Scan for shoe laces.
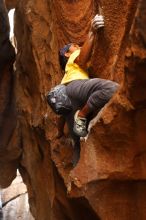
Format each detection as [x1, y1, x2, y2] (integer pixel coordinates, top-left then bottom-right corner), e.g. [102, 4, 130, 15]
[76, 117, 87, 128]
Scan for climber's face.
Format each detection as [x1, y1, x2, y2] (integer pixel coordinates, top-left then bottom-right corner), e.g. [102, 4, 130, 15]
[65, 43, 80, 57]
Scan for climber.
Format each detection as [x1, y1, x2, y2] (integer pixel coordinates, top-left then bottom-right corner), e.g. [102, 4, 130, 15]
[58, 14, 119, 138]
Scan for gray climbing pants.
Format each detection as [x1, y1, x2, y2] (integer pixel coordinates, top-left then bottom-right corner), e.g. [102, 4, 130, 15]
[66, 78, 119, 112]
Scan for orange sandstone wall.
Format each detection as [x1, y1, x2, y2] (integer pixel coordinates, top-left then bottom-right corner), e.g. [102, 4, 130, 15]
[1, 0, 146, 219]
[0, 0, 20, 188]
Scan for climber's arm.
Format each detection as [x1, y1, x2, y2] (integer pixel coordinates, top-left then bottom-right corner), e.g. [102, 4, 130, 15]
[75, 31, 95, 70]
[75, 15, 104, 70]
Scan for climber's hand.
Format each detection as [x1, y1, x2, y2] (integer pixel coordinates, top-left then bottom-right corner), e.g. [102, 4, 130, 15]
[91, 14, 104, 31]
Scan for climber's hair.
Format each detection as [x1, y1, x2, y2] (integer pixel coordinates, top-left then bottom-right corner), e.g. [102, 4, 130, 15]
[59, 53, 68, 71]
[59, 43, 72, 71]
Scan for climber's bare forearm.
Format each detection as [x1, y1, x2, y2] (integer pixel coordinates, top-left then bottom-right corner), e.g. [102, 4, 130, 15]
[75, 14, 104, 70]
[75, 31, 95, 69]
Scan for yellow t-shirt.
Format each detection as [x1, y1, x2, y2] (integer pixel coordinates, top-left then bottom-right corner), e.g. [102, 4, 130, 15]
[61, 49, 89, 84]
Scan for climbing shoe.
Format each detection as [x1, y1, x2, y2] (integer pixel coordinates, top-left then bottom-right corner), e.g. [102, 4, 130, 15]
[73, 111, 88, 137]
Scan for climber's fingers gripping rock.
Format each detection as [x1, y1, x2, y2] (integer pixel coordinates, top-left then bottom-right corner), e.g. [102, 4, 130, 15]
[91, 14, 104, 31]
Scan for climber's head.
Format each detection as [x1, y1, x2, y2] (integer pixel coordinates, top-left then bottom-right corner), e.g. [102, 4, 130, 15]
[59, 43, 80, 70]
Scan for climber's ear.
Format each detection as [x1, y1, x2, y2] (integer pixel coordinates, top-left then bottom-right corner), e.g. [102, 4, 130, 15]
[64, 51, 71, 58]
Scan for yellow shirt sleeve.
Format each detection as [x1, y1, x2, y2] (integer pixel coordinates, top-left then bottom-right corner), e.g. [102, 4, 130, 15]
[61, 49, 89, 85]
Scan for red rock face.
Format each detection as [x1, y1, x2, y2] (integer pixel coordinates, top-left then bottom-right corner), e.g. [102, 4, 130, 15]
[0, 0, 20, 188]
[5, 0, 17, 10]
[1, 0, 146, 219]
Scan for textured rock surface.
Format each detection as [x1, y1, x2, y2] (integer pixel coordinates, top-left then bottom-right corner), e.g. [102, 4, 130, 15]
[0, 0, 21, 188]
[1, 0, 146, 219]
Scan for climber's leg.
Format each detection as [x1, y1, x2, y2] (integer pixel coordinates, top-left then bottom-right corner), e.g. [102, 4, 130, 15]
[66, 78, 119, 137]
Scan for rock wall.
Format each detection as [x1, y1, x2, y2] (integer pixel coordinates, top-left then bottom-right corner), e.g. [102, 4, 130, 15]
[1, 0, 146, 219]
[0, 0, 21, 188]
